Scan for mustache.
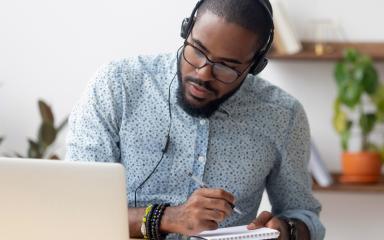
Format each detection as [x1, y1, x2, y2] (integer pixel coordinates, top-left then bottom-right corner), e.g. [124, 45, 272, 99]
[184, 76, 216, 94]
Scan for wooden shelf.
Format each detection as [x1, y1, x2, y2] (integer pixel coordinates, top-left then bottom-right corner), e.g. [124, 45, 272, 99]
[268, 42, 384, 61]
[313, 173, 384, 193]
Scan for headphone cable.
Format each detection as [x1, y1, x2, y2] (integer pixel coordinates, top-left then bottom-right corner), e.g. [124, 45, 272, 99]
[133, 50, 181, 207]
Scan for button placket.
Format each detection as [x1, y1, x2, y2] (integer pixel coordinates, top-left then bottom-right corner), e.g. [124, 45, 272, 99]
[198, 155, 206, 163]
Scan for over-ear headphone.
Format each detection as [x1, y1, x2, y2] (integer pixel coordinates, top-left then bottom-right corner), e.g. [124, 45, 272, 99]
[180, 0, 274, 75]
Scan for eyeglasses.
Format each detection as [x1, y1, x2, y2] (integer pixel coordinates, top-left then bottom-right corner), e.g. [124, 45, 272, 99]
[182, 41, 252, 84]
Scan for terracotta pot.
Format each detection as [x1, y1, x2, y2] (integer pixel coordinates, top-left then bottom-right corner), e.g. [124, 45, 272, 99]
[340, 152, 382, 183]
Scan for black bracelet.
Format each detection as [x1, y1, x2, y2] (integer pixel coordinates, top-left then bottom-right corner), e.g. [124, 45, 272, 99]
[154, 205, 163, 239]
[283, 218, 297, 240]
[156, 203, 170, 240]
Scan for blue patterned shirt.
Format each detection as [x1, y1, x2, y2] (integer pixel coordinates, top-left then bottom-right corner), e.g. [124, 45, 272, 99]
[66, 53, 325, 240]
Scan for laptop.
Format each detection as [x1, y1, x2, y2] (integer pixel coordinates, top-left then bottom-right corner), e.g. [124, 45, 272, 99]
[0, 157, 129, 240]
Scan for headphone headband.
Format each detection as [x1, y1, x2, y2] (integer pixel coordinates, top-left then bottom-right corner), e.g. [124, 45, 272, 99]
[180, 0, 205, 40]
[180, 0, 274, 75]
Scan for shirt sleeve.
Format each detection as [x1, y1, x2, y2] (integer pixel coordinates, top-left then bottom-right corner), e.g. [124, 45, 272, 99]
[266, 101, 326, 240]
[65, 61, 126, 163]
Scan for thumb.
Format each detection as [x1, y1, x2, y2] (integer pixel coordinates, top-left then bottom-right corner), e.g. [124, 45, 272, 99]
[247, 211, 273, 230]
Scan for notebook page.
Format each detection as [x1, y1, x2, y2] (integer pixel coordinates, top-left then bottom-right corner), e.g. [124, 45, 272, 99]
[196, 225, 280, 239]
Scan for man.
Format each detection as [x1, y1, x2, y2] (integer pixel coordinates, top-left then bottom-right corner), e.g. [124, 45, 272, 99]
[66, 0, 325, 239]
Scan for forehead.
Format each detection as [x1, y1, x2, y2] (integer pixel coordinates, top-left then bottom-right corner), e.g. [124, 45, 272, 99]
[192, 11, 259, 62]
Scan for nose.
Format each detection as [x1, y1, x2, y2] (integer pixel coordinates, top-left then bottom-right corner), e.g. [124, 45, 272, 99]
[195, 63, 214, 82]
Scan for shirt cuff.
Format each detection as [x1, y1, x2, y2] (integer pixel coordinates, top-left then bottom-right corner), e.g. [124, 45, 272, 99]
[277, 209, 325, 240]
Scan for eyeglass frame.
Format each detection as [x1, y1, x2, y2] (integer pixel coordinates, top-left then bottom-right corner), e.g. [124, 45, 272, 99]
[182, 41, 256, 84]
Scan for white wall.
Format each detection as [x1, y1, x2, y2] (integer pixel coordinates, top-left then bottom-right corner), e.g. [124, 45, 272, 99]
[1, 0, 383, 239]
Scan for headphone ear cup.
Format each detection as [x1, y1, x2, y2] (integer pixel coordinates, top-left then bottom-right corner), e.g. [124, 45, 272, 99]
[180, 18, 191, 39]
[249, 58, 268, 75]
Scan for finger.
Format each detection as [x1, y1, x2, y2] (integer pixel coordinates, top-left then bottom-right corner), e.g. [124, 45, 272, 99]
[196, 188, 236, 205]
[199, 208, 227, 223]
[191, 196, 233, 217]
[266, 218, 290, 240]
[247, 211, 273, 229]
[189, 194, 233, 217]
[205, 198, 233, 217]
[265, 217, 281, 230]
[199, 220, 219, 232]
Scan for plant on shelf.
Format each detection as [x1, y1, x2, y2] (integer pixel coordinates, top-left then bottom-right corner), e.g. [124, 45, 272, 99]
[15, 99, 68, 159]
[333, 48, 384, 183]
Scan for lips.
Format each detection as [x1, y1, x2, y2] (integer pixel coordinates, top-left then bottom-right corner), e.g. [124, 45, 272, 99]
[187, 82, 213, 99]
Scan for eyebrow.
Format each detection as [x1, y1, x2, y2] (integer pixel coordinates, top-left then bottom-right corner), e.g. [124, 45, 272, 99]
[191, 37, 244, 65]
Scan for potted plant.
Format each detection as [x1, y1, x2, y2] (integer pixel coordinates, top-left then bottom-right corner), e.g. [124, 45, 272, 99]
[333, 48, 384, 183]
[14, 99, 68, 159]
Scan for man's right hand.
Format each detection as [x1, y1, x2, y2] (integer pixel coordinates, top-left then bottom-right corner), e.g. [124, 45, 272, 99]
[160, 188, 236, 236]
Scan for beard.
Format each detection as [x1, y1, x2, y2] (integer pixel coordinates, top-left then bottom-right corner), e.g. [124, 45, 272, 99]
[176, 61, 242, 118]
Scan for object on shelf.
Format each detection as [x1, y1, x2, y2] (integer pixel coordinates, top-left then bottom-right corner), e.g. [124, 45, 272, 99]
[268, 42, 384, 61]
[332, 48, 383, 183]
[339, 152, 382, 184]
[307, 19, 344, 56]
[309, 140, 333, 187]
[270, 0, 302, 55]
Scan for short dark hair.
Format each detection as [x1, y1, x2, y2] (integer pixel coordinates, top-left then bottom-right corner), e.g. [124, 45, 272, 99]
[196, 0, 273, 48]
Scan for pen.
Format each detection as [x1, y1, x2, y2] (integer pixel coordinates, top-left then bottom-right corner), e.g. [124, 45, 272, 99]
[188, 173, 243, 215]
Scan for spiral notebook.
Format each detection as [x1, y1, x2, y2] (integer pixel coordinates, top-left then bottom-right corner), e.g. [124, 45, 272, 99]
[195, 225, 280, 240]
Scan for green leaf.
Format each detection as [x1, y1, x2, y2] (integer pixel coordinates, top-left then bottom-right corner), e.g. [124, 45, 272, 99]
[56, 117, 68, 133]
[362, 65, 379, 94]
[334, 62, 349, 87]
[27, 139, 42, 158]
[359, 113, 376, 135]
[38, 122, 56, 146]
[373, 85, 384, 110]
[339, 81, 362, 108]
[333, 110, 349, 133]
[379, 147, 384, 163]
[343, 48, 359, 62]
[359, 55, 373, 66]
[377, 100, 384, 115]
[376, 112, 384, 122]
[352, 64, 365, 83]
[38, 100, 54, 124]
[333, 98, 341, 113]
[341, 130, 351, 151]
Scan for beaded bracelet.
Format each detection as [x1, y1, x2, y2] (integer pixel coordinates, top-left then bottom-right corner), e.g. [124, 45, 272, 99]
[141, 204, 154, 239]
[146, 203, 170, 240]
[155, 203, 170, 239]
[150, 206, 160, 239]
[146, 204, 158, 240]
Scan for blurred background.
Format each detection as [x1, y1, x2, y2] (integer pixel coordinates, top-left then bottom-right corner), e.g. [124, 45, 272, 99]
[1, 0, 383, 239]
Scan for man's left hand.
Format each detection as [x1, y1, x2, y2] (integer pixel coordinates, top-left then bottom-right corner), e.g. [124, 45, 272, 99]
[247, 211, 289, 240]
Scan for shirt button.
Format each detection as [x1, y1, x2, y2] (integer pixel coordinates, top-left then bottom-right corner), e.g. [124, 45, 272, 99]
[199, 119, 206, 125]
[198, 155, 206, 163]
